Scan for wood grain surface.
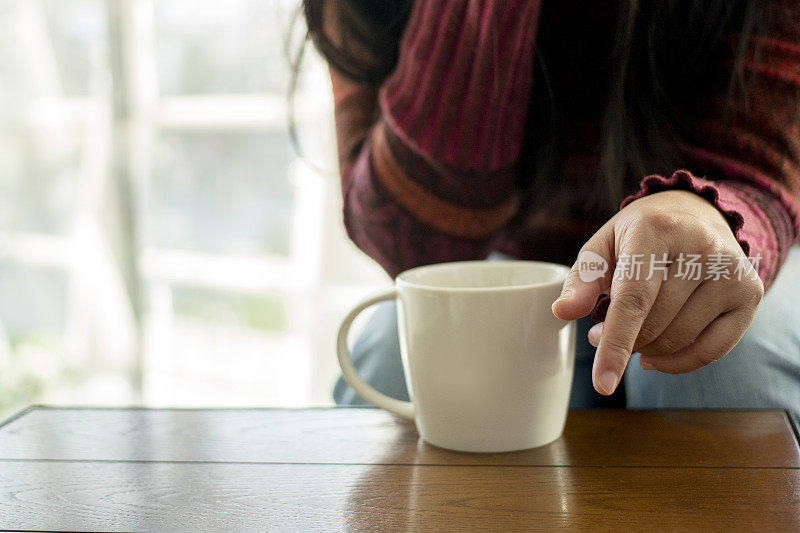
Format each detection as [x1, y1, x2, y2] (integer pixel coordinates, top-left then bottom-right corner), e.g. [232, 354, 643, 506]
[0, 407, 797, 467]
[0, 407, 797, 531]
[0, 462, 797, 531]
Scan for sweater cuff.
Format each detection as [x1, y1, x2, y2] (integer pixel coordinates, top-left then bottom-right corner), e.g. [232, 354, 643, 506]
[621, 170, 747, 251]
[620, 169, 790, 288]
[379, 0, 541, 171]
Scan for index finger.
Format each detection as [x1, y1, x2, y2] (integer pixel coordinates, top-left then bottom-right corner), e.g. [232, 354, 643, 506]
[593, 251, 664, 395]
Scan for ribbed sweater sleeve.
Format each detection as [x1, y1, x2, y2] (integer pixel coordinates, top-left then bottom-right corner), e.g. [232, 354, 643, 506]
[329, 0, 542, 277]
[620, 7, 800, 292]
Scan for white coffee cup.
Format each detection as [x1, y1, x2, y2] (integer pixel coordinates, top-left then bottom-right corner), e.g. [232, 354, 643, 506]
[337, 260, 575, 453]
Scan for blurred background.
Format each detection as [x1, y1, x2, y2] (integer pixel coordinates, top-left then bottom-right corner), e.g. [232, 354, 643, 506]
[0, 0, 388, 419]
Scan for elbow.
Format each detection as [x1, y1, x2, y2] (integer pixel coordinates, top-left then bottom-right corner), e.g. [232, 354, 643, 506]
[342, 203, 402, 278]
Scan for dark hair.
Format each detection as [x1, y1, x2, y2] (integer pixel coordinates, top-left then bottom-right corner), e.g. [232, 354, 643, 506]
[296, 0, 772, 224]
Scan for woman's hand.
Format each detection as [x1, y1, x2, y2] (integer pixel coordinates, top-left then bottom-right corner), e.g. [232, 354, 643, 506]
[551, 190, 764, 396]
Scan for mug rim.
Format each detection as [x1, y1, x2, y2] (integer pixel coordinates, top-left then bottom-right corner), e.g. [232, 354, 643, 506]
[395, 260, 569, 292]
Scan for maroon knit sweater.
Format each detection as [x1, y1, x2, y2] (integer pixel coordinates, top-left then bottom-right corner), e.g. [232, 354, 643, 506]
[329, 1, 800, 296]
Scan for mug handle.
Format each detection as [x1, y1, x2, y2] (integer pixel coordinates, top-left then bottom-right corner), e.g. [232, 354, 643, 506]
[336, 289, 415, 420]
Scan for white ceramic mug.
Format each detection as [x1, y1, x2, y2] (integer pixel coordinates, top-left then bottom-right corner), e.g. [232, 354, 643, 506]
[337, 260, 575, 453]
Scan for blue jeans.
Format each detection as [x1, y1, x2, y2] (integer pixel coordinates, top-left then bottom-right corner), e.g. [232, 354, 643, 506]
[333, 246, 800, 414]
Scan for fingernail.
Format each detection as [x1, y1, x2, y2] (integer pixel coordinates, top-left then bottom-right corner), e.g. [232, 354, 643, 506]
[640, 358, 656, 371]
[597, 370, 619, 395]
[587, 322, 603, 347]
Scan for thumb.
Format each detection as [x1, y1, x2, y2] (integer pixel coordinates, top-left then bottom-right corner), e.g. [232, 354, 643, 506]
[552, 225, 615, 321]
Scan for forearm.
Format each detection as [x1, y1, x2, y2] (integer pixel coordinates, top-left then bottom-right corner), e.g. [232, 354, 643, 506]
[621, 6, 800, 290]
[331, 0, 542, 276]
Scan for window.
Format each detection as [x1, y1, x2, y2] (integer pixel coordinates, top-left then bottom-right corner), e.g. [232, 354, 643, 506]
[0, 0, 387, 417]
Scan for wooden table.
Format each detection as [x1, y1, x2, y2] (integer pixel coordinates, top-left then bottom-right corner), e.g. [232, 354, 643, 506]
[0, 407, 798, 531]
